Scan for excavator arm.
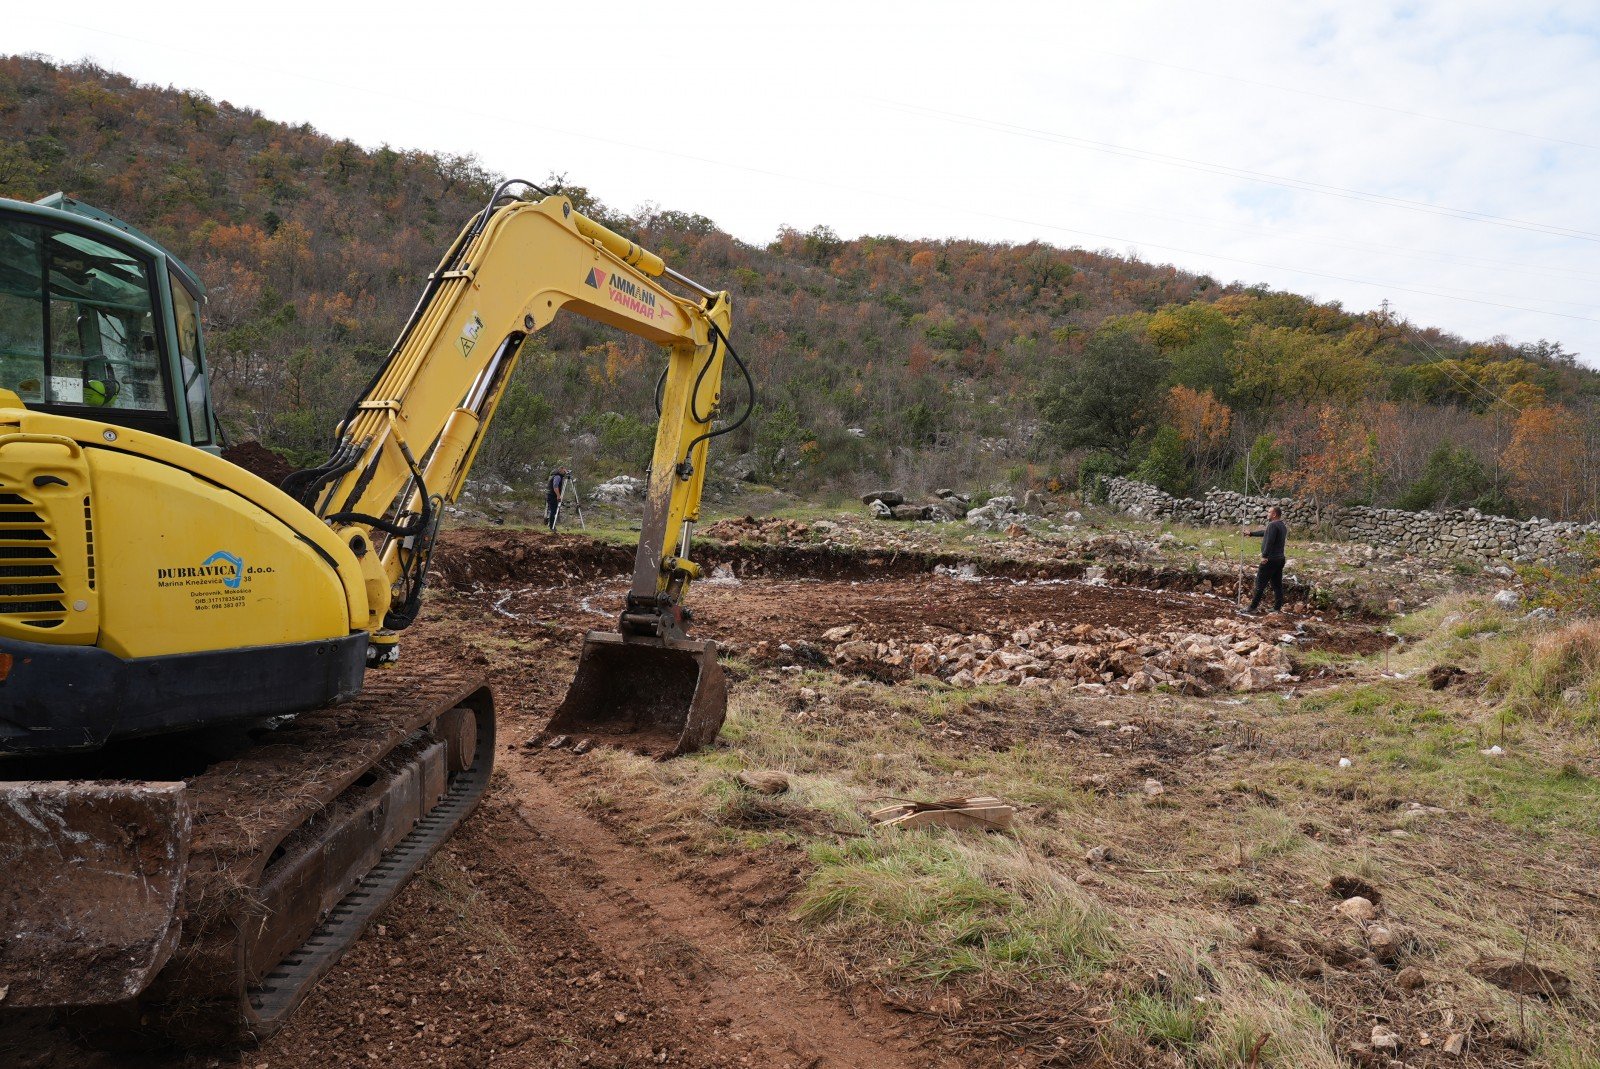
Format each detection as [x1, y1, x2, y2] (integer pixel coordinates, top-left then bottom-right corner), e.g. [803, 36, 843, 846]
[286, 191, 737, 664]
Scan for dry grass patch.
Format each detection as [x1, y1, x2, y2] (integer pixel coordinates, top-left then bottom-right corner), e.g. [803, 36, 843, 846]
[797, 835, 1115, 986]
[543, 649, 1600, 1067]
[1493, 618, 1600, 723]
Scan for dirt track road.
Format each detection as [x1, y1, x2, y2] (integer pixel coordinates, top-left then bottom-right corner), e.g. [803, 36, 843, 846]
[251, 575, 948, 1069]
[258, 763, 944, 1069]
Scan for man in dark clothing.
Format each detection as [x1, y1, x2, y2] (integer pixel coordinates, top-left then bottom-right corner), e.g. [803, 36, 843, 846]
[545, 468, 571, 532]
[1244, 506, 1288, 614]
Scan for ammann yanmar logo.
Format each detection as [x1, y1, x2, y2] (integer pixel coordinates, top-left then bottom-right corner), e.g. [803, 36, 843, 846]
[584, 267, 659, 319]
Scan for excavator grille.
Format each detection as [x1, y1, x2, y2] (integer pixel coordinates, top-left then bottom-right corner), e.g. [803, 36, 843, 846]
[0, 489, 66, 627]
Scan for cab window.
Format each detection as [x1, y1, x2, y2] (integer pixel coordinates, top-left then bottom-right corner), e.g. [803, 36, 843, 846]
[0, 216, 168, 412]
[169, 269, 212, 445]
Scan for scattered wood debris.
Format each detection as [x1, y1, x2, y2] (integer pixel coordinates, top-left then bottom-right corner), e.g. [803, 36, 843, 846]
[1468, 957, 1573, 998]
[871, 795, 1016, 833]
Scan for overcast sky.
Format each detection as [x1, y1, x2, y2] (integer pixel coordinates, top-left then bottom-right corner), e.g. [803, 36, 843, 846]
[11, 1, 1600, 366]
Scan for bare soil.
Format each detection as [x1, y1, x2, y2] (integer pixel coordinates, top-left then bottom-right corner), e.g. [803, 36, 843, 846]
[221, 441, 296, 487]
[437, 530, 1381, 659]
[5, 528, 1463, 1069]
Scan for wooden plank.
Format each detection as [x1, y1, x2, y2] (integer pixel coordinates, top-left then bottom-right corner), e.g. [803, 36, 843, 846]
[872, 797, 1016, 833]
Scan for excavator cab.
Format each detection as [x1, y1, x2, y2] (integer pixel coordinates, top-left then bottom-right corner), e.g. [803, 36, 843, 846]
[0, 195, 224, 451]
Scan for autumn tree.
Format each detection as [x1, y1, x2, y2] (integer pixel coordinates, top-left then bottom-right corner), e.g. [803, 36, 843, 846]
[1270, 405, 1376, 510]
[1166, 385, 1233, 475]
[1504, 405, 1596, 519]
[1146, 302, 1235, 397]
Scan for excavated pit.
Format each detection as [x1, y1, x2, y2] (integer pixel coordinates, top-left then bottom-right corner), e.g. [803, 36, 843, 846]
[430, 530, 1391, 696]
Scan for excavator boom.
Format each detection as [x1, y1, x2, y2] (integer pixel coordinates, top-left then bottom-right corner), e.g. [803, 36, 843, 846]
[285, 185, 740, 755]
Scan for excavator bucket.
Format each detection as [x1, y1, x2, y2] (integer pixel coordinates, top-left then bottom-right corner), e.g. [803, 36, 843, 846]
[544, 631, 727, 758]
[0, 781, 190, 1007]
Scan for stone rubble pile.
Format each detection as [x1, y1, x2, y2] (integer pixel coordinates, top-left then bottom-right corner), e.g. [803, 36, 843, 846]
[861, 489, 1055, 530]
[699, 515, 813, 544]
[455, 478, 516, 517]
[1077, 533, 1156, 560]
[819, 617, 1296, 695]
[1104, 476, 1595, 565]
[863, 488, 968, 522]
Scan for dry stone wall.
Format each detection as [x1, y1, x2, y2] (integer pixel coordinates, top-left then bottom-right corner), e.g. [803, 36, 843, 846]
[1102, 477, 1598, 564]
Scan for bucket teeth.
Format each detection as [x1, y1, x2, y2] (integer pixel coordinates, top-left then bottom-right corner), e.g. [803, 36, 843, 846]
[542, 631, 727, 758]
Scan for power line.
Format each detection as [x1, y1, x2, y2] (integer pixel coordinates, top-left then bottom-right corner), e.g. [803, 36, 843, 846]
[1406, 333, 1530, 415]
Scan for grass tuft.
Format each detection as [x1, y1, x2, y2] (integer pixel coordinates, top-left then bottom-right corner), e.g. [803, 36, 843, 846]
[796, 835, 1114, 985]
[1493, 619, 1600, 723]
[1117, 990, 1210, 1050]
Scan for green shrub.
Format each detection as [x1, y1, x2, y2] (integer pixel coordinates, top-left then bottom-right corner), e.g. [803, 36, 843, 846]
[1134, 425, 1190, 495]
[1079, 450, 1128, 502]
[1227, 433, 1280, 495]
[1395, 445, 1516, 515]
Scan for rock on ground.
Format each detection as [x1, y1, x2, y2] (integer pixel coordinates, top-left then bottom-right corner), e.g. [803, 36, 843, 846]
[591, 475, 644, 503]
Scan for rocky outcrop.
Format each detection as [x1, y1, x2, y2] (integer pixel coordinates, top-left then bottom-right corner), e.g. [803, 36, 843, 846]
[1103, 477, 1595, 564]
[590, 475, 643, 503]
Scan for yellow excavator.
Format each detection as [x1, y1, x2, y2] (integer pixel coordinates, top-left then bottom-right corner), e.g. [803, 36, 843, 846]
[0, 180, 746, 1044]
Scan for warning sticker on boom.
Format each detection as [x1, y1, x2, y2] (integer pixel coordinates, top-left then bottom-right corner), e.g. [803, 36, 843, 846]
[458, 312, 484, 358]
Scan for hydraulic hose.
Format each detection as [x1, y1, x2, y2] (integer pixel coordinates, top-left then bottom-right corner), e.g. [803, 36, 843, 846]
[689, 332, 721, 425]
[321, 178, 550, 462]
[326, 438, 433, 537]
[677, 320, 754, 477]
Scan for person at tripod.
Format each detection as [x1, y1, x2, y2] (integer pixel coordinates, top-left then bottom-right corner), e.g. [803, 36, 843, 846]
[545, 467, 573, 532]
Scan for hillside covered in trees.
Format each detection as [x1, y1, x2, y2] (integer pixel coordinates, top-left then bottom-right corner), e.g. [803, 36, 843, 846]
[3, 55, 1597, 518]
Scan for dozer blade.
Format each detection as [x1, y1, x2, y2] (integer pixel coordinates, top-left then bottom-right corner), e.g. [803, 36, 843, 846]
[544, 631, 727, 757]
[0, 781, 189, 1007]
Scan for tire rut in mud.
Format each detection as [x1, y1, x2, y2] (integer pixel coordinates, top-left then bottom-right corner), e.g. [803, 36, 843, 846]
[500, 767, 947, 1069]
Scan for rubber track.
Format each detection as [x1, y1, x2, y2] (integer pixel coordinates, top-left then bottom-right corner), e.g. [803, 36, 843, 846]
[246, 706, 496, 1032]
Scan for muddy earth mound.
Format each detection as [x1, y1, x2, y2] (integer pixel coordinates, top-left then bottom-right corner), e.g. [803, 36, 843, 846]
[222, 440, 296, 485]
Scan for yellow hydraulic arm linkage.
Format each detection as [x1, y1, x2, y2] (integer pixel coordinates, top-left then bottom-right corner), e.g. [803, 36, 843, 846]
[285, 183, 746, 753]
